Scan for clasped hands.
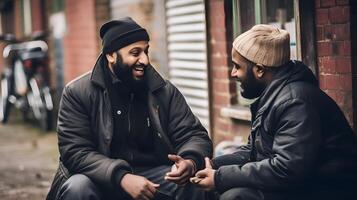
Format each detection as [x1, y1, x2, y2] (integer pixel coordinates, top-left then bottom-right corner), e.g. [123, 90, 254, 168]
[121, 154, 198, 200]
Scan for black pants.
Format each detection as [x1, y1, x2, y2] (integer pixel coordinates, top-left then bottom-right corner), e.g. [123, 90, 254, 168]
[215, 188, 284, 200]
[211, 187, 355, 200]
[58, 165, 205, 200]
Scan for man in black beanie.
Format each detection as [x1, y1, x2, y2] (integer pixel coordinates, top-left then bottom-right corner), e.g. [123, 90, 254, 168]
[46, 17, 212, 200]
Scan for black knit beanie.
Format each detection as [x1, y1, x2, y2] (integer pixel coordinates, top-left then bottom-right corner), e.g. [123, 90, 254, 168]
[100, 17, 150, 54]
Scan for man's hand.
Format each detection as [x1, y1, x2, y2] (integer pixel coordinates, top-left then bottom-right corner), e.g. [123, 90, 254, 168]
[164, 154, 195, 185]
[191, 157, 216, 191]
[120, 174, 159, 200]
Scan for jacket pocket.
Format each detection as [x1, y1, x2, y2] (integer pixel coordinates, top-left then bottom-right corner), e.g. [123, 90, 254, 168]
[46, 162, 70, 200]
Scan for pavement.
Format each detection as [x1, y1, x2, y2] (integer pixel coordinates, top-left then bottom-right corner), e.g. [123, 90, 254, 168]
[0, 116, 58, 200]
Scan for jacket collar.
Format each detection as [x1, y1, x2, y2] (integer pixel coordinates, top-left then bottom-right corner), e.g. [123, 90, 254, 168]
[90, 54, 166, 92]
[251, 61, 296, 119]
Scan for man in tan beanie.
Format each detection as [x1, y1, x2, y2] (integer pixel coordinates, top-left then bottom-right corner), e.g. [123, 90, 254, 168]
[191, 24, 357, 200]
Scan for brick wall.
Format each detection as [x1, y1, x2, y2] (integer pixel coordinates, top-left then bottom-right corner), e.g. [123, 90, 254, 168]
[63, 0, 99, 83]
[95, 0, 110, 52]
[208, 0, 356, 145]
[315, 0, 354, 126]
[14, 0, 22, 39]
[31, 0, 43, 32]
[207, 0, 242, 145]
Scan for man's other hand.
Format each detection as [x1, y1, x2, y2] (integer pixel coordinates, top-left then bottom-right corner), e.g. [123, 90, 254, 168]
[192, 157, 215, 191]
[121, 174, 159, 200]
[165, 154, 195, 185]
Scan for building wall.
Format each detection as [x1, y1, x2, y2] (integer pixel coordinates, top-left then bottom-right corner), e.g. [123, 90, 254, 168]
[14, 0, 22, 39]
[95, 0, 111, 52]
[109, 0, 167, 75]
[31, 0, 44, 32]
[63, 0, 99, 83]
[207, 0, 242, 145]
[315, 0, 354, 126]
[207, 0, 356, 145]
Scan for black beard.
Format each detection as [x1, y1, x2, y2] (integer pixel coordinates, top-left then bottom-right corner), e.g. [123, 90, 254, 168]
[112, 55, 147, 91]
[240, 66, 266, 99]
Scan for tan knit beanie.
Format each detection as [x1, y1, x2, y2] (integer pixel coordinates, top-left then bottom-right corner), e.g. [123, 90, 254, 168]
[233, 24, 290, 67]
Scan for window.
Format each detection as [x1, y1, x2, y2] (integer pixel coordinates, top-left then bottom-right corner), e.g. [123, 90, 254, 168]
[52, 0, 64, 13]
[232, 0, 300, 105]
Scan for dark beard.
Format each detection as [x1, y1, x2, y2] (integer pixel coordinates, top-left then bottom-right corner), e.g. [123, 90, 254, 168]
[240, 65, 266, 99]
[112, 54, 147, 91]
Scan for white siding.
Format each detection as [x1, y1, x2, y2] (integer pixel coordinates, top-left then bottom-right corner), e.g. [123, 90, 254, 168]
[165, 0, 210, 131]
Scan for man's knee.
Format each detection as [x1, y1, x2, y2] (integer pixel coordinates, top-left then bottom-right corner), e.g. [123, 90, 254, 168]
[59, 174, 102, 200]
[219, 188, 263, 200]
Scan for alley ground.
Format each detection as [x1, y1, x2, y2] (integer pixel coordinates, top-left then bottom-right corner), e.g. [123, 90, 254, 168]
[0, 116, 58, 200]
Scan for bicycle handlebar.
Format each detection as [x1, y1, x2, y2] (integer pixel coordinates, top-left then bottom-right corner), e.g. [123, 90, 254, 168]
[3, 40, 48, 58]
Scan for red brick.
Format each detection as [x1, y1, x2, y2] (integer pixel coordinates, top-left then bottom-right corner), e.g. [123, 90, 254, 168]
[31, 0, 44, 32]
[212, 68, 232, 79]
[64, 0, 98, 83]
[325, 74, 340, 90]
[335, 57, 352, 73]
[334, 41, 351, 56]
[318, 57, 336, 73]
[344, 92, 353, 109]
[340, 74, 352, 91]
[317, 41, 333, 56]
[213, 80, 231, 92]
[216, 120, 230, 131]
[210, 0, 224, 13]
[211, 29, 227, 41]
[319, 75, 327, 89]
[211, 57, 229, 68]
[316, 26, 324, 41]
[316, 9, 329, 25]
[212, 107, 223, 118]
[335, 91, 346, 107]
[211, 41, 228, 55]
[336, 0, 349, 6]
[315, 0, 321, 8]
[321, 0, 336, 7]
[213, 132, 235, 146]
[324, 24, 350, 41]
[329, 6, 350, 24]
[214, 94, 231, 105]
[210, 14, 225, 28]
[325, 90, 338, 101]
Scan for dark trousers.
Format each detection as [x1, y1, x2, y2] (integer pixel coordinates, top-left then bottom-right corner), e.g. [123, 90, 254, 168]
[211, 186, 356, 200]
[215, 188, 283, 200]
[58, 165, 205, 200]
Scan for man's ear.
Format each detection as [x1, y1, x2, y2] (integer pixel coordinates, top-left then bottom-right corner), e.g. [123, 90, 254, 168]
[253, 64, 265, 79]
[105, 52, 117, 65]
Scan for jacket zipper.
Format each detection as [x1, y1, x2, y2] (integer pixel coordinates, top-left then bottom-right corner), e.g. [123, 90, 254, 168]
[128, 93, 134, 162]
[128, 93, 134, 133]
[103, 90, 112, 146]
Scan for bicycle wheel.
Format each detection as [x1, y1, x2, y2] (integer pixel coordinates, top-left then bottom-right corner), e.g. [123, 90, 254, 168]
[28, 77, 53, 131]
[0, 77, 11, 123]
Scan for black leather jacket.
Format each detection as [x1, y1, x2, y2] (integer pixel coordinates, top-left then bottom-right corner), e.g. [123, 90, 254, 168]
[46, 55, 212, 199]
[213, 61, 357, 193]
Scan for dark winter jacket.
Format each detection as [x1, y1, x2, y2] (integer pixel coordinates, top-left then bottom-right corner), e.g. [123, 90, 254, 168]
[213, 61, 357, 194]
[46, 55, 213, 200]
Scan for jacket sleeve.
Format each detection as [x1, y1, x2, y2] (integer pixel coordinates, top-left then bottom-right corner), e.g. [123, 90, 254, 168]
[212, 137, 252, 169]
[214, 99, 321, 192]
[58, 86, 131, 189]
[166, 82, 213, 170]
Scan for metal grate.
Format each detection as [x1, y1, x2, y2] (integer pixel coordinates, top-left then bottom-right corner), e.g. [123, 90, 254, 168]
[165, 0, 210, 131]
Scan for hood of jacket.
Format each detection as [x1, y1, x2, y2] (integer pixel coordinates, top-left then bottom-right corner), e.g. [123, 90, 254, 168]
[252, 60, 318, 118]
